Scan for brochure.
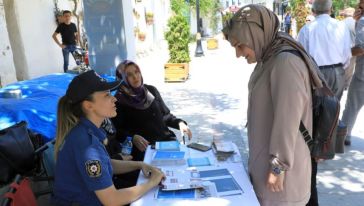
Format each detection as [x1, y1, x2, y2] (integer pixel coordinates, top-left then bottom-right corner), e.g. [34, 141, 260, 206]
[161, 169, 203, 191]
[187, 157, 211, 167]
[155, 182, 218, 199]
[159, 167, 243, 197]
[197, 167, 243, 197]
[155, 141, 180, 151]
[151, 151, 186, 166]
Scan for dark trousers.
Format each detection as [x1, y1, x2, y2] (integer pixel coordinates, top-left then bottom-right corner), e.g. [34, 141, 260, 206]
[319, 66, 345, 100]
[307, 158, 318, 206]
[62, 45, 76, 72]
[285, 24, 291, 34]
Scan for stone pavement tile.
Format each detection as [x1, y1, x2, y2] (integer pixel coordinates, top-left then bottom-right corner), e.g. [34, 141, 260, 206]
[319, 193, 363, 206]
[318, 149, 364, 171]
[318, 169, 364, 194]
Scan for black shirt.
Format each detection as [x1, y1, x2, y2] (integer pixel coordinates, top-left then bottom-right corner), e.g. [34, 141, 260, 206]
[111, 85, 186, 160]
[55, 23, 77, 45]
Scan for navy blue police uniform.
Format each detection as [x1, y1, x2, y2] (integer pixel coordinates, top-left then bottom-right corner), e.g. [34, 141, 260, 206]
[52, 117, 113, 206]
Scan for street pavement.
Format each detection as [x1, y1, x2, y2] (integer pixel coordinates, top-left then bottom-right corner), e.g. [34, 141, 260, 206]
[137, 36, 364, 206]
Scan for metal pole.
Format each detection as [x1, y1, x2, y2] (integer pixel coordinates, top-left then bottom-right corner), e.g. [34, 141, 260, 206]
[194, 0, 204, 57]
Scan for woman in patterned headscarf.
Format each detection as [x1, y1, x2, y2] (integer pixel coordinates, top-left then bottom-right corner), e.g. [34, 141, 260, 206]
[223, 5, 322, 206]
[112, 60, 192, 161]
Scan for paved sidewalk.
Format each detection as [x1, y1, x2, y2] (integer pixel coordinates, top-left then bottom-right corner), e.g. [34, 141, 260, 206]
[137, 38, 364, 206]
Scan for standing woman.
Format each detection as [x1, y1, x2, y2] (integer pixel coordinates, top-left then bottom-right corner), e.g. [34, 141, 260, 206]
[222, 5, 322, 206]
[112, 60, 192, 161]
[52, 71, 164, 206]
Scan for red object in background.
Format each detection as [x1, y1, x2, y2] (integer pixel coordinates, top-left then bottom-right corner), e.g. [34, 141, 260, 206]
[307, 0, 313, 4]
[3, 177, 37, 206]
[229, 5, 240, 13]
[85, 51, 89, 66]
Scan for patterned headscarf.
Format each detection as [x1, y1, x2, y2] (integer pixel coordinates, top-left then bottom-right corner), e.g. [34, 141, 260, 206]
[222, 4, 322, 89]
[115, 60, 155, 110]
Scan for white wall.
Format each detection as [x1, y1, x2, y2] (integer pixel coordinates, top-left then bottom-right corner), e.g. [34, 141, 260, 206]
[122, 0, 136, 61]
[0, 0, 17, 86]
[3, 0, 76, 82]
[14, 0, 66, 78]
[153, 0, 170, 46]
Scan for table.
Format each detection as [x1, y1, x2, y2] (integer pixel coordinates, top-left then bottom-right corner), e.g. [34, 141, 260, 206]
[132, 144, 260, 206]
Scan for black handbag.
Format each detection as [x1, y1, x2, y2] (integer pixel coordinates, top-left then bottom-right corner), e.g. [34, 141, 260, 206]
[0, 121, 36, 184]
[301, 84, 340, 160]
[281, 49, 340, 160]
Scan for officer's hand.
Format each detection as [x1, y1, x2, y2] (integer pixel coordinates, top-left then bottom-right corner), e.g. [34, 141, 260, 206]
[133, 135, 149, 152]
[266, 172, 285, 192]
[140, 163, 155, 177]
[148, 167, 165, 186]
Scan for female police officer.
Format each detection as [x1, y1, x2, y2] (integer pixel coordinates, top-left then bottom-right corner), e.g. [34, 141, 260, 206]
[52, 70, 164, 206]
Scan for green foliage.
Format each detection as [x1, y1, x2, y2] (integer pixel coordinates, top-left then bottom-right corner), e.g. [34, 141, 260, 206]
[189, 0, 214, 17]
[165, 14, 191, 63]
[290, 0, 358, 16]
[189, 0, 222, 35]
[209, 0, 222, 35]
[290, 0, 309, 33]
[332, 0, 357, 16]
[171, 0, 189, 15]
[222, 11, 234, 27]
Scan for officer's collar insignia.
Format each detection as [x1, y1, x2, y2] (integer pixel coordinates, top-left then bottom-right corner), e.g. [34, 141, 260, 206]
[85, 160, 102, 177]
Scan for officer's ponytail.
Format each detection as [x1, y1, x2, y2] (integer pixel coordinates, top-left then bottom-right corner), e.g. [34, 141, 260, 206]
[54, 95, 93, 160]
[54, 96, 80, 160]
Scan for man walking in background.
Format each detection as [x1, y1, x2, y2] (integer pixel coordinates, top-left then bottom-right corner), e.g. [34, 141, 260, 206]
[52, 10, 79, 73]
[284, 10, 292, 34]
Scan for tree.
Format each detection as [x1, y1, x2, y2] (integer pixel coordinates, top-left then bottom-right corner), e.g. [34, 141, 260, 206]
[290, 0, 309, 34]
[332, 0, 357, 16]
[165, 0, 191, 63]
[290, 0, 358, 17]
[188, 0, 223, 35]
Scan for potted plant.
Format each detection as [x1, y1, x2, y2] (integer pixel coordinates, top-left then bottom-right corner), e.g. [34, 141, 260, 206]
[133, 9, 140, 19]
[138, 32, 146, 41]
[133, 27, 140, 37]
[146, 12, 154, 25]
[164, 14, 191, 82]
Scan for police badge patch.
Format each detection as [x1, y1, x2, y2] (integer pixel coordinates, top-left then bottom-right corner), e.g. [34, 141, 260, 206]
[85, 160, 102, 177]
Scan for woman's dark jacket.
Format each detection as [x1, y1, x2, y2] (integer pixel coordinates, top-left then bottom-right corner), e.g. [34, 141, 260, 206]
[111, 84, 185, 160]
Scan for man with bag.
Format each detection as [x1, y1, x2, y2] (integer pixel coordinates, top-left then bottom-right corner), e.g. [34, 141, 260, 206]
[298, 0, 352, 205]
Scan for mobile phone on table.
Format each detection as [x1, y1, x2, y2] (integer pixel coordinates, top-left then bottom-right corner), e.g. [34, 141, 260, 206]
[187, 143, 211, 152]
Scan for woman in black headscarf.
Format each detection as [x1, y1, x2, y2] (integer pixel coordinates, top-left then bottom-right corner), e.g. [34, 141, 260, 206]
[112, 60, 192, 161]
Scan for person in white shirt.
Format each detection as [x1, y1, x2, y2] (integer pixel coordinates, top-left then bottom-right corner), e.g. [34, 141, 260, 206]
[298, 0, 351, 101]
[298, 1, 351, 206]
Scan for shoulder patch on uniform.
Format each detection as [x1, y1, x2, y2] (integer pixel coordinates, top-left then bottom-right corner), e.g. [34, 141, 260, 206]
[85, 160, 102, 178]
